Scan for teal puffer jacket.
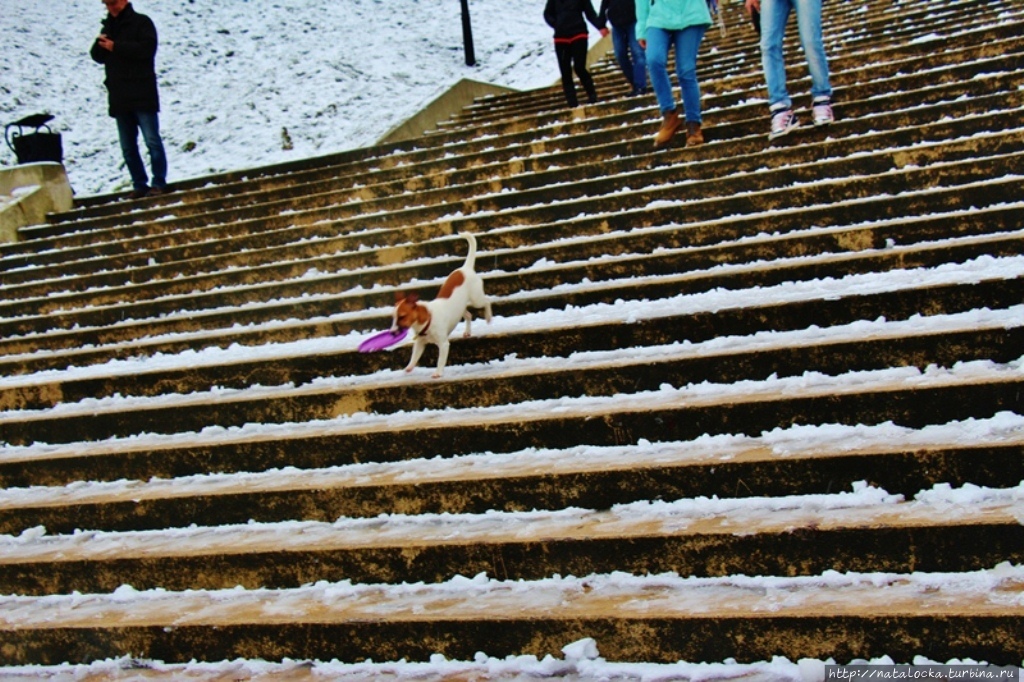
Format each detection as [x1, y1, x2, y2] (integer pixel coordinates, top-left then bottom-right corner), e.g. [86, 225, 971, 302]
[635, 0, 712, 40]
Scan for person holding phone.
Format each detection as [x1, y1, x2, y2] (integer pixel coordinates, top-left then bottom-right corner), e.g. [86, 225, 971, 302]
[90, 0, 170, 199]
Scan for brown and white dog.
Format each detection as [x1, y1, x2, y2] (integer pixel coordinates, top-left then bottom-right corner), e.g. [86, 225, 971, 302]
[391, 232, 493, 378]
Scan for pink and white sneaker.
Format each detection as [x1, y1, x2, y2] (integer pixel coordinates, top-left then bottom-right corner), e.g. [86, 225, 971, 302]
[813, 98, 834, 126]
[769, 108, 799, 140]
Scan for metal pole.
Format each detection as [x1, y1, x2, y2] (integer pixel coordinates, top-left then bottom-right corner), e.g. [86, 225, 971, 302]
[461, 0, 476, 66]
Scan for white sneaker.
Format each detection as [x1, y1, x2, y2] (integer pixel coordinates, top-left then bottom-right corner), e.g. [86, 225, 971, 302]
[813, 98, 834, 126]
[769, 108, 798, 140]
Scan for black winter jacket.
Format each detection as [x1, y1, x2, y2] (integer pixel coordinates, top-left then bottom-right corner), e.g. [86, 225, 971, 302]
[89, 3, 160, 116]
[544, 0, 605, 40]
[598, 0, 637, 28]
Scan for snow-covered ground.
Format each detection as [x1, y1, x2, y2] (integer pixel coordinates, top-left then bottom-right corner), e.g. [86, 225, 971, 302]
[2, 0, 561, 198]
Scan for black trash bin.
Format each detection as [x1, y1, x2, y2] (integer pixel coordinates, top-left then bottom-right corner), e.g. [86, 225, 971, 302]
[4, 113, 63, 164]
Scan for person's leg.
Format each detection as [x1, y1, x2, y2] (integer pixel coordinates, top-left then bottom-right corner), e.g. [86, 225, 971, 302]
[136, 111, 168, 190]
[610, 25, 635, 90]
[760, 0, 801, 138]
[793, 0, 832, 102]
[759, 0, 793, 112]
[570, 39, 598, 104]
[645, 27, 682, 147]
[627, 22, 648, 93]
[115, 113, 150, 194]
[673, 24, 706, 124]
[555, 42, 579, 107]
[644, 27, 676, 114]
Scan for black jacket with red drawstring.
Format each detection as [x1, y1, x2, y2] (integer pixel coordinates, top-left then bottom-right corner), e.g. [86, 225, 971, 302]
[544, 0, 606, 43]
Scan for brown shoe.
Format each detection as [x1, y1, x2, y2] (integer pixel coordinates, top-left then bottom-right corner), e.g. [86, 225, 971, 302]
[654, 108, 682, 148]
[686, 121, 704, 146]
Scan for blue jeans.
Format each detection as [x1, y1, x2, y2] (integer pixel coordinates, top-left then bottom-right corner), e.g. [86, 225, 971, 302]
[759, 0, 832, 111]
[645, 25, 706, 122]
[115, 111, 168, 192]
[611, 22, 647, 93]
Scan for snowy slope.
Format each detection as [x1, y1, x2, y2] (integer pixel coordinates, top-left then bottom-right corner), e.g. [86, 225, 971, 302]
[2, 0, 561, 197]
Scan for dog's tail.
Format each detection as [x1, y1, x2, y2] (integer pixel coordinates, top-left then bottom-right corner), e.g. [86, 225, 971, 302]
[460, 232, 478, 270]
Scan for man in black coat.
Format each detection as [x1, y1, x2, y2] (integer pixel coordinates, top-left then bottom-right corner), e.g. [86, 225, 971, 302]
[599, 0, 648, 96]
[90, 0, 169, 199]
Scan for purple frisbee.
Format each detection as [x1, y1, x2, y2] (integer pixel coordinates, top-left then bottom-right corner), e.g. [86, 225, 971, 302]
[358, 328, 409, 353]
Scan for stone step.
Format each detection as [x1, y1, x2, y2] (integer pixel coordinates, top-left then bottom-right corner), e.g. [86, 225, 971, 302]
[1, 341, 1020, 487]
[1, 0, 1021, 673]
[449, 5, 1024, 119]
[1, 221, 1019, 379]
[2, 82, 1021, 305]
[6, 81, 1015, 296]
[9, 26, 1021, 251]
[1, 484, 1021, 595]
[0, 564, 1020, 666]
[4, 117, 1019, 342]
[0, 195, 1015, 376]
[3, 194, 1021, 364]
[435, 36, 1024, 172]
[43, 0, 1019, 224]
[7, 60, 1021, 276]
[441, 0, 1022, 127]
[2, 414, 1020, 536]
[1, 217, 1020, 406]
[1, 291, 1021, 447]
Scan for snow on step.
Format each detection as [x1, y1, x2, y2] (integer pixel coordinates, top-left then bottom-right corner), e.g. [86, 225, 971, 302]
[0, 262, 1015, 390]
[2, 414, 1022, 515]
[2, 247, 1023, 377]
[1, 481, 1020, 567]
[2, 564, 1020, 631]
[5, 99, 1022, 284]
[2, 301, 1022, 431]
[2, 346, 1022, 461]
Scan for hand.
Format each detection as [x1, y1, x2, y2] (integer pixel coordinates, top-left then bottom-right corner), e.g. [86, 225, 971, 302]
[600, 27, 609, 37]
[97, 34, 114, 51]
[745, 0, 760, 14]
[638, 39, 646, 49]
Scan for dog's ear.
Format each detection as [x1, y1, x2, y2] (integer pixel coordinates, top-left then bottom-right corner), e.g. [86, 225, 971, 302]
[394, 292, 419, 304]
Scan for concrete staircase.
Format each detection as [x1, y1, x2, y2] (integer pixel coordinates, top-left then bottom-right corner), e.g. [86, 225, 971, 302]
[1, 0, 1022, 674]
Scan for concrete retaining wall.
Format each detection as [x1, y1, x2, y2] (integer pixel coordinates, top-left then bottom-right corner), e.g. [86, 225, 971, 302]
[0, 162, 73, 243]
[376, 78, 518, 145]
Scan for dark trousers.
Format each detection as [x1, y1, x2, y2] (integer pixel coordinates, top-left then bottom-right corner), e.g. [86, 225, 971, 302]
[555, 38, 597, 108]
[115, 110, 168, 192]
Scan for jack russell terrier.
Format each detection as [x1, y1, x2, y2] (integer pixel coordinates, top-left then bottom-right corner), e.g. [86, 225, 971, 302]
[392, 232, 493, 377]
